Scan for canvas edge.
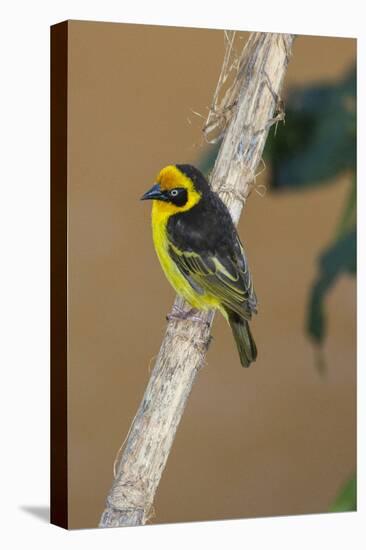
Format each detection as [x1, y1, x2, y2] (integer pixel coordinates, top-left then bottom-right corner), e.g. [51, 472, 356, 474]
[50, 20, 69, 530]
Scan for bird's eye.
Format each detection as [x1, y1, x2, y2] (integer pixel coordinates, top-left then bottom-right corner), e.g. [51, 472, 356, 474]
[168, 187, 188, 206]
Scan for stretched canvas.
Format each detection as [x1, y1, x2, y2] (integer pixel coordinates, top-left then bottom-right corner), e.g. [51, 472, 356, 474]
[51, 20, 356, 529]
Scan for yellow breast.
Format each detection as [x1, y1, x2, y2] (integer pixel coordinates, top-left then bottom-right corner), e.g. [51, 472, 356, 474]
[151, 202, 219, 310]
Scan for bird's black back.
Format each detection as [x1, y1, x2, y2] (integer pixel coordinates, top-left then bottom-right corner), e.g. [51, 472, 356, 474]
[167, 186, 237, 259]
[167, 170, 257, 317]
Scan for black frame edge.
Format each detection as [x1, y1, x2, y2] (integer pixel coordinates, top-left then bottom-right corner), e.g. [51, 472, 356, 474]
[50, 20, 68, 529]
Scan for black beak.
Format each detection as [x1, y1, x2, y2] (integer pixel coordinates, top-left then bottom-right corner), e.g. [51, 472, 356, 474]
[140, 183, 167, 202]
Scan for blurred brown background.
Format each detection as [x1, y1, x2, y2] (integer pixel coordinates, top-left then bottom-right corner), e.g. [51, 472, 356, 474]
[67, 21, 356, 528]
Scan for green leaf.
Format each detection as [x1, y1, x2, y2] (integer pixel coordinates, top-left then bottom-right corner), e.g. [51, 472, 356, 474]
[197, 142, 221, 178]
[306, 227, 356, 345]
[329, 475, 356, 513]
[335, 175, 356, 239]
[264, 66, 356, 190]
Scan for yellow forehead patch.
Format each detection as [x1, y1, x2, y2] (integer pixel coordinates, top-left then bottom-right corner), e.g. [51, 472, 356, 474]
[157, 165, 193, 192]
[152, 165, 202, 218]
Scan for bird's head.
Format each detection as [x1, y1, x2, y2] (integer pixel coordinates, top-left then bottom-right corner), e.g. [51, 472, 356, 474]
[141, 164, 210, 216]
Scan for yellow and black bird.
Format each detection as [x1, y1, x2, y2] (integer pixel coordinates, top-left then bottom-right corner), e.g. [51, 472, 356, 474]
[141, 164, 257, 368]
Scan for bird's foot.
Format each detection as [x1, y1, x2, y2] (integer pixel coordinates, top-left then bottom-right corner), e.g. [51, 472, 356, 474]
[166, 304, 198, 321]
[166, 305, 210, 328]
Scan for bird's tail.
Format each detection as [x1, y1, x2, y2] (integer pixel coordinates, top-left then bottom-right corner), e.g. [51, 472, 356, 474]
[227, 311, 257, 368]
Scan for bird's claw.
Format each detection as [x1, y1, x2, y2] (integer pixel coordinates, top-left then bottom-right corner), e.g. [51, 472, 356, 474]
[166, 305, 210, 328]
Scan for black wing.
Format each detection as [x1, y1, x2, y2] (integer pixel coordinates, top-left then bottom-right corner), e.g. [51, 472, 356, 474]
[167, 193, 257, 320]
